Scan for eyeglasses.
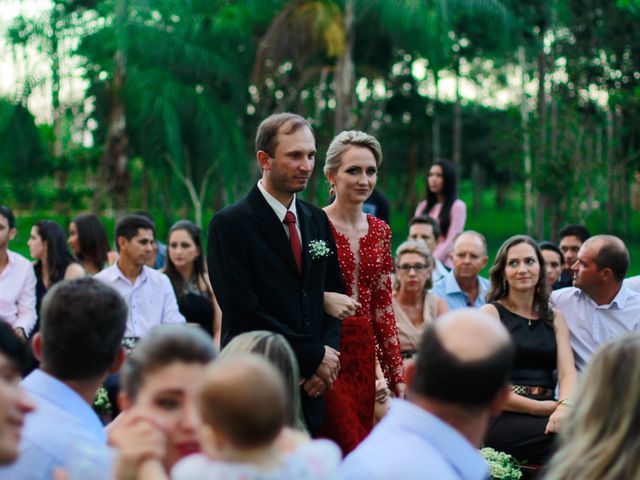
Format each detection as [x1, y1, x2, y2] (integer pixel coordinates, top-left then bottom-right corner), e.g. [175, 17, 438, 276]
[396, 263, 429, 271]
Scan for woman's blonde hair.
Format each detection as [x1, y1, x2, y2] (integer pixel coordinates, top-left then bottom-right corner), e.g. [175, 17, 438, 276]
[545, 334, 640, 480]
[393, 240, 433, 291]
[220, 331, 307, 432]
[323, 130, 382, 175]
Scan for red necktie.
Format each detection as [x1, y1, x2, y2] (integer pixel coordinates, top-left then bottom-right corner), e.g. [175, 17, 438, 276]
[284, 211, 302, 273]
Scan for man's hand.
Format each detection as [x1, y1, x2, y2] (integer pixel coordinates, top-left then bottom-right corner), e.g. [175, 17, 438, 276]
[303, 374, 329, 397]
[315, 346, 340, 387]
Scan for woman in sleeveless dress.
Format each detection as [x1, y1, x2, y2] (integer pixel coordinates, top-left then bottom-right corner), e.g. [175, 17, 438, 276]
[318, 130, 405, 454]
[480, 235, 577, 464]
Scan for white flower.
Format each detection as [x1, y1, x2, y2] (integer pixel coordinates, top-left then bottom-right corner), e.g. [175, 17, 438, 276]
[309, 240, 332, 259]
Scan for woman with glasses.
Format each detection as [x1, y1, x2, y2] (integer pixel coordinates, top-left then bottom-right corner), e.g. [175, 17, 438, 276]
[392, 240, 448, 365]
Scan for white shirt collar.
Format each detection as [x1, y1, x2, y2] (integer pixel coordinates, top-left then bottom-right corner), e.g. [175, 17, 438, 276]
[257, 180, 298, 223]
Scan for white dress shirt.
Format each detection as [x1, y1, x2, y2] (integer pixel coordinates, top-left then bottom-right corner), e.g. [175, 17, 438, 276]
[94, 263, 185, 337]
[257, 180, 301, 240]
[551, 285, 640, 372]
[0, 250, 37, 333]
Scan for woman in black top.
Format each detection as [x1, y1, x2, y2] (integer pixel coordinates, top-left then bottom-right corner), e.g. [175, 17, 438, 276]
[480, 235, 577, 464]
[67, 213, 117, 275]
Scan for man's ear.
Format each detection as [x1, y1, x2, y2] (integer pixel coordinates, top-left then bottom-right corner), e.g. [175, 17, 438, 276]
[481, 256, 489, 269]
[117, 391, 132, 412]
[116, 236, 126, 252]
[488, 385, 510, 417]
[8, 228, 16, 242]
[257, 150, 271, 171]
[108, 347, 126, 375]
[32, 333, 43, 362]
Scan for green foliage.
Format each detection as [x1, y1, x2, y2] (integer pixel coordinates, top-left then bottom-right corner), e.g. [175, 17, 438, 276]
[481, 447, 522, 480]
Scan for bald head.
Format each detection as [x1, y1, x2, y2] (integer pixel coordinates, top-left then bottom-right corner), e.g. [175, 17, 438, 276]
[582, 235, 629, 282]
[412, 309, 514, 409]
[453, 231, 487, 256]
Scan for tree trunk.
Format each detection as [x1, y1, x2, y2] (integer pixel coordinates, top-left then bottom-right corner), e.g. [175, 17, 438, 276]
[606, 108, 615, 232]
[334, 0, 355, 133]
[453, 57, 462, 173]
[406, 138, 419, 210]
[535, 28, 547, 240]
[432, 70, 441, 163]
[471, 161, 484, 215]
[518, 46, 534, 236]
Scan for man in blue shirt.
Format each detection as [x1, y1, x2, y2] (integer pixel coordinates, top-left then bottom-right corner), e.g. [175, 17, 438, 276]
[340, 309, 515, 480]
[433, 231, 490, 310]
[0, 278, 127, 479]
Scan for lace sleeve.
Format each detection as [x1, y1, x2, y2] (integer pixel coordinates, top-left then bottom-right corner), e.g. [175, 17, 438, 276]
[371, 223, 404, 389]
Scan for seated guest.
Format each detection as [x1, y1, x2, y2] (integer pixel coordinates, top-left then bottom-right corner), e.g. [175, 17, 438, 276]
[392, 240, 448, 365]
[408, 216, 448, 284]
[481, 235, 577, 464]
[169, 355, 341, 480]
[555, 224, 590, 289]
[134, 211, 167, 269]
[545, 334, 640, 480]
[0, 206, 37, 340]
[0, 319, 35, 466]
[551, 235, 640, 372]
[0, 278, 126, 478]
[340, 309, 515, 480]
[539, 241, 564, 291]
[432, 231, 490, 310]
[109, 324, 216, 477]
[67, 213, 117, 275]
[95, 214, 185, 343]
[164, 220, 221, 344]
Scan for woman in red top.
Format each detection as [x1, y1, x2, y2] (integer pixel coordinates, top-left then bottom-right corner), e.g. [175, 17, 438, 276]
[319, 130, 405, 454]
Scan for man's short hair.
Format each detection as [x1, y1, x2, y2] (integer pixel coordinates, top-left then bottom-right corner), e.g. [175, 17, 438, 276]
[412, 322, 515, 409]
[39, 278, 127, 381]
[115, 214, 155, 251]
[0, 319, 29, 375]
[255, 113, 313, 157]
[0, 206, 15, 229]
[590, 235, 630, 282]
[453, 230, 488, 256]
[559, 224, 590, 243]
[409, 215, 441, 238]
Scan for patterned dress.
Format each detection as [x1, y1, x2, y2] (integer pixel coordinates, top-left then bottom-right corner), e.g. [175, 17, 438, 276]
[318, 215, 403, 454]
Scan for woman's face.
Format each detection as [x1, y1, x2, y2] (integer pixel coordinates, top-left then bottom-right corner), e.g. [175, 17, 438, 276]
[427, 165, 444, 195]
[67, 222, 80, 255]
[168, 230, 200, 270]
[504, 243, 541, 292]
[27, 227, 45, 260]
[327, 146, 377, 205]
[542, 249, 562, 288]
[396, 252, 432, 293]
[132, 362, 205, 469]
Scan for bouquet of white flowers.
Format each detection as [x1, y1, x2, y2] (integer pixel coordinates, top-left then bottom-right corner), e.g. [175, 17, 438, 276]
[480, 447, 522, 480]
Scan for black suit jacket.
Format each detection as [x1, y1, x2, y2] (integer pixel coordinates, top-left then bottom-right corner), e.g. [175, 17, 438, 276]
[207, 186, 345, 430]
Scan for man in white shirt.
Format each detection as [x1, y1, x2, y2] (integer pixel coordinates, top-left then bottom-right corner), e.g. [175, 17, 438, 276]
[95, 214, 185, 339]
[551, 235, 640, 372]
[0, 206, 36, 340]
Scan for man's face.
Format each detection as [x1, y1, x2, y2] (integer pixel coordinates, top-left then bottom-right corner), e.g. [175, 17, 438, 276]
[119, 229, 155, 268]
[0, 216, 15, 251]
[559, 235, 582, 271]
[409, 223, 437, 253]
[260, 125, 316, 199]
[0, 352, 35, 465]
[451, 234, 488, 281]
[572, 241, 604, 294]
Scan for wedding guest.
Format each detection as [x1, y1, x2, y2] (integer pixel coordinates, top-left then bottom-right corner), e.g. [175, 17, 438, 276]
[134, 211, 167, 269]
[414, 160, 466, 268]
[432, 231, 489, 310]
[0, 319, 35, 466]
[95, 214, 185, 342]
[340, 309, 514, 480]
[0, 278, 126, 478]
[408, 215, 448, 284]
[481, 235, 577, 464]
[555, 224, 590, 288]
[169, 355, 341, 480]
[67, 213, 117, 275]
[0, 206, 36, 340]
[28, 220, 84, 328]
[544, 334, 640, 480]
[108, 325, 216, 476]
[539, 241, 564, 291]
[320, 130, 404, 454]
[392, 240, 448, 365]
[164, 220, 221, 344]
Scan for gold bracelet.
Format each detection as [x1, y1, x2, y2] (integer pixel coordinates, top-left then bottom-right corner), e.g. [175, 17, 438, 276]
[558, 399, 574, 407]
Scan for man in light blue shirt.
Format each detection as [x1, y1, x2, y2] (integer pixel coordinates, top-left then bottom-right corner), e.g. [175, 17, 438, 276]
[340, 309, 515, 480]
[433, 231, 490, 310]
[551, 235, 640, 372]
[0, 278, 127, 479]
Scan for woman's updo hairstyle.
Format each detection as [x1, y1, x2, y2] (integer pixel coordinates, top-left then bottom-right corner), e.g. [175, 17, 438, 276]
[323, 130, 382, 175]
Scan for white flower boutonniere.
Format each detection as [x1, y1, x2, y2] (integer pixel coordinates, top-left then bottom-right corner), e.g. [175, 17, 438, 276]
[309, 240, 332, 259]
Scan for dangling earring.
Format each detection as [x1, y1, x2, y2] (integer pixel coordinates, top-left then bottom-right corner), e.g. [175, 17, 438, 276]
[330, 185, 335, 196]
[503, 279, 507, 291]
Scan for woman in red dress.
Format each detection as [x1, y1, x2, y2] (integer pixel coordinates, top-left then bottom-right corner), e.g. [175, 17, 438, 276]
[318, 130, 405, 454]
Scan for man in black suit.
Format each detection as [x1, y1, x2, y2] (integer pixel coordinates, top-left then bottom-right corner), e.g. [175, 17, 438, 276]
[207, 113, 345, 431]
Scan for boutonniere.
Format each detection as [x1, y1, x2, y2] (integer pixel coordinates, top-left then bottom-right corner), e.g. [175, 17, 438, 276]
[309, 240, 332, 259]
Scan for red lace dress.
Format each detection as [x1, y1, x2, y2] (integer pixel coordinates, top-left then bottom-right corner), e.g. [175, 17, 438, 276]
[318, 215, 404, 454]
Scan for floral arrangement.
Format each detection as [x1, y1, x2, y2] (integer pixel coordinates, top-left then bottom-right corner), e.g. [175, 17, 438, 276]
[93, 385, 112, 416]
[481, 448, 522, 480]
[308, 239, 332, 259]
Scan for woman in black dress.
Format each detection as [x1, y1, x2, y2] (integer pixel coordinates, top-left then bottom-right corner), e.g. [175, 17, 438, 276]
[480, 235, 577, 464]
[67, 213, 117, 275]
[164, 220, 220, 345]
